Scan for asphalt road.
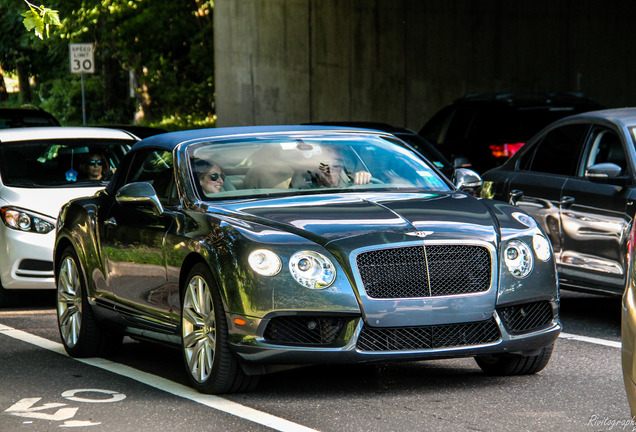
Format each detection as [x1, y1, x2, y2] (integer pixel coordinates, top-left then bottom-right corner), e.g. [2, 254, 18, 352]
[0, 289, 630, 432]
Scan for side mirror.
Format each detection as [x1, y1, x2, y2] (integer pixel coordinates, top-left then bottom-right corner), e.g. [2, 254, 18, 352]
[585, 162, 622, 181]
[453, 168, 483, 192]
[116, 182, 164, 216]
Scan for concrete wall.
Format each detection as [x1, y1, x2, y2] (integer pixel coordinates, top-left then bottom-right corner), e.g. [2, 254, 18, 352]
[214, 0, 636, 130]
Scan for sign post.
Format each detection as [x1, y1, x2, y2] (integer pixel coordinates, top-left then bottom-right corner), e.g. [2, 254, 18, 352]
[69, 43, 95, 125]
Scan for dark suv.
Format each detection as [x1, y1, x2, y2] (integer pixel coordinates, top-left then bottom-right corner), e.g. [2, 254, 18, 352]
[0, 107, 60, 129]
[419, 92, 604, 173]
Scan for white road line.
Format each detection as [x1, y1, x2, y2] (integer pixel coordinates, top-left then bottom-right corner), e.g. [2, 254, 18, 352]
[0, 320, 621, 431]
[0, 309, 56, 317]
[0, 323, 319, 432]
[559, 332, 622, 349]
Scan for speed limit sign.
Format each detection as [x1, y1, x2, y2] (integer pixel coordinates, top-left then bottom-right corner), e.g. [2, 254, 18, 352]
[69, 43, 95, 74]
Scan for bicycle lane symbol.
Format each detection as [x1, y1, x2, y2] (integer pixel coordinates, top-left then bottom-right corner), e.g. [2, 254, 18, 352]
[4, 389, 126, 427]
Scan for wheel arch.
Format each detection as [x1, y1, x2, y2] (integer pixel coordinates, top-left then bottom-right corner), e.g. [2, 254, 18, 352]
[178, 248, 248, 317]
[178, 252, 226, 302]
[54, 236, 77, 280]
[54, 233, 97, 303]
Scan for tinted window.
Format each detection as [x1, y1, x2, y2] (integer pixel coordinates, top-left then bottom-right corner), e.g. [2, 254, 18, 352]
[525, 124, 588, 176]
[443, 108, 475, 143]
[420, 107, 456, 143]
[469, 108, 580, 143]
[583, 127, 626, 175]
[0, 139, 131, 187]
[116, 149, 176, 204]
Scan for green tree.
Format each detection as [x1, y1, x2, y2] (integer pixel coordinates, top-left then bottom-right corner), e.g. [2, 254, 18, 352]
[21, 1, 62, 39]
[0, 2, 55, 104]
[2, 0, 215, 128]
[46, 0, 215, 126]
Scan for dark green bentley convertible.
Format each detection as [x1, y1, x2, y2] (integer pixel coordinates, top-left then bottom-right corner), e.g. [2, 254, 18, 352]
[54, 126, 561, 394]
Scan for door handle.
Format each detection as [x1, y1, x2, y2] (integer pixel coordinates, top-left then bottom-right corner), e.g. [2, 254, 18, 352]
[560, 196, 575, 207]
[104, 217, 117, 227]
[509, 189, 523, 205]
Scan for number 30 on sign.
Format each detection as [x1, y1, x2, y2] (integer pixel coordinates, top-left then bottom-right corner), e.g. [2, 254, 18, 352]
[69, 43, 95, 74]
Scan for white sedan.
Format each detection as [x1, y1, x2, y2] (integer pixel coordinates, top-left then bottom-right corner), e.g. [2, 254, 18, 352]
[0, 127, 139, 306]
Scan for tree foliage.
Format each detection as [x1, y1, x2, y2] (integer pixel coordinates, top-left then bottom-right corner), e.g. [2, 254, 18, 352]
[21, 1, 62, 39]
[1, 0, 215, 129]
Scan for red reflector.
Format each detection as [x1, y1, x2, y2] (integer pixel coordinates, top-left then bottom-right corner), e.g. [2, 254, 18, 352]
[489, 142, 525, 158]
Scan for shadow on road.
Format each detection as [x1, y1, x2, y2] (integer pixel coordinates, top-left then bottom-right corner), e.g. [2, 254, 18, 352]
[558, 289, 621, 339]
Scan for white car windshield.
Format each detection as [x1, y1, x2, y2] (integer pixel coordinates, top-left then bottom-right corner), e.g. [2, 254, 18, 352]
[0, 140, 132, 188]
[187, 134, 451, 199]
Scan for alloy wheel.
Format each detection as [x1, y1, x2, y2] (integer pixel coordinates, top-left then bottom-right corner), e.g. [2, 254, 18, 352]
[57, 255, 83, 348]
[182, 275, 216, 383]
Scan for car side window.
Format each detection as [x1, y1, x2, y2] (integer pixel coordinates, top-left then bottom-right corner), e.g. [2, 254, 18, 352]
[443, 108, 475, 143]
[522, 124, 589, 176]
[118, 149, 176, 205]
[420, 107, 454, 143]
[582, 127, 626, 176]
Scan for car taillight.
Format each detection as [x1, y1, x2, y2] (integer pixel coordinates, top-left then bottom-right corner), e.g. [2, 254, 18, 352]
[489, 142, 525, 158]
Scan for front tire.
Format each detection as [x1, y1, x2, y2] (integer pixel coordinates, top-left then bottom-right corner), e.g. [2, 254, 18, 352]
[56, 247, 122, 357]
[181, 263, 259, 394]
[475, 344, 554, 375]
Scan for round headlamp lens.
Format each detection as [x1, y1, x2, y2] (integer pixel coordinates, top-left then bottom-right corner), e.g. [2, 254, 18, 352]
[18, 213, 31, 231]
[533, 234, 551, 261]
[289, 251, 336, 289]
[248, 249, 281, 276]
[504, 240, 533, 278]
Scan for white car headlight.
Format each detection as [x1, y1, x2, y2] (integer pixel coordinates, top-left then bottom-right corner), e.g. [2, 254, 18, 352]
[0, 207, 55, 234]
[289, 250, 336, 289]
[504, 240, 533, 278]
[248, 249, 282, 276]
[532, 234, 551, 261]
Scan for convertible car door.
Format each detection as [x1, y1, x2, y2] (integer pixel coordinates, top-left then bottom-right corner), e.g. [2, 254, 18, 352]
[508, 123, 589, 264]
[558, 125, 635, 294]
[101, 149, 178, 325]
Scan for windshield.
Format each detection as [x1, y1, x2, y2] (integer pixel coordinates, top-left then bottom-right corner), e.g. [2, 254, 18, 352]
[186, 134, 451, 199]
[0, 139, 132, 187]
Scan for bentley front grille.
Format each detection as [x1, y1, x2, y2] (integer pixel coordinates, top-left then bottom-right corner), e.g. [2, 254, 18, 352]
[357, 318, 500, 351]
[356, 244, 491, 299]
[263, 316, 348, 345]
[497, 301, 555, 333]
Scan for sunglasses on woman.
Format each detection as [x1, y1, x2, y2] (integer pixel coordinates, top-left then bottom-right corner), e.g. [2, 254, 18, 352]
[88, 160, 103, 166]
[204, 172, 225, 181]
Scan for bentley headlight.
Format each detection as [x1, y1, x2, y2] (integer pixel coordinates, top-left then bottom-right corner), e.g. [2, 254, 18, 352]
[289, 250, 336, 289]
[248, 249, 282, 276]
[0, 207, 55, 234]
[533, 234, 551, 261]
[504, 240, 533, 278]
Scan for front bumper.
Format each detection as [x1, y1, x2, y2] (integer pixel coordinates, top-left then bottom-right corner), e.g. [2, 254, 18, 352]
[0, 225, 55, 290]
[228, 303, 561, 367]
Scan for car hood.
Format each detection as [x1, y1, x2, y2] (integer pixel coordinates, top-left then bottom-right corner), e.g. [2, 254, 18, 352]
[220, 191, 499, 248]
[0, 185, 104, 219]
